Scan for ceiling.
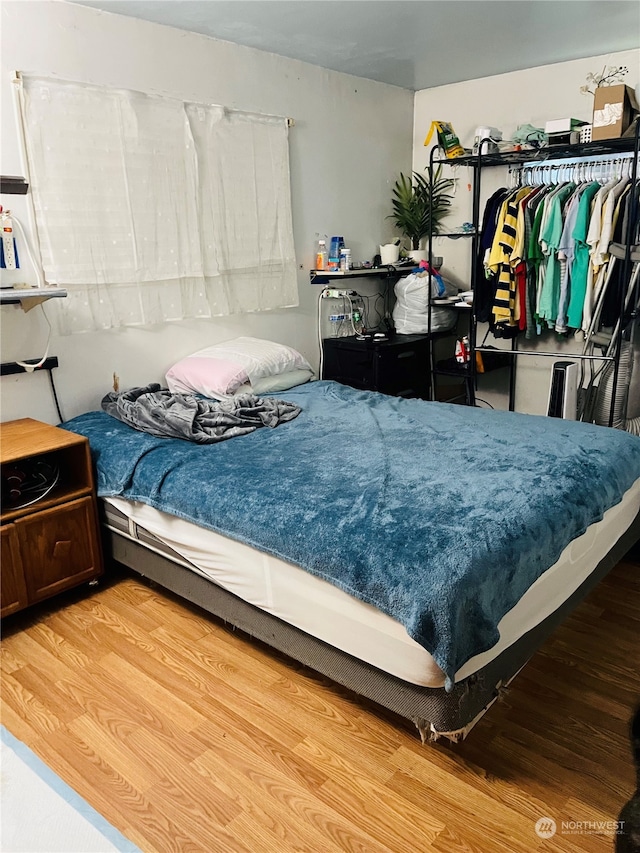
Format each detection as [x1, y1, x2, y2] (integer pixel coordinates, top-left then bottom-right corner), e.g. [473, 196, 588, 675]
[70, 1, 640, 91]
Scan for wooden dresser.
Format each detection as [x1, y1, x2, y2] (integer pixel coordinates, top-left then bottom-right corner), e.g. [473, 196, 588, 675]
[1, 418, 103, 617]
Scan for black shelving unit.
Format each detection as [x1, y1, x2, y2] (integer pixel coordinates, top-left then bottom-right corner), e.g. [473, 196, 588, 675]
[427, 128, 640, 422]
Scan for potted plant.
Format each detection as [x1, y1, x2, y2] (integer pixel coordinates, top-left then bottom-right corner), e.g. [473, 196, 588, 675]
[389, 167, 454, 261]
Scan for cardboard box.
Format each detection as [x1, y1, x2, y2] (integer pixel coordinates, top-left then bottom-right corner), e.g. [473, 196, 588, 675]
[592, 84, 639, 140]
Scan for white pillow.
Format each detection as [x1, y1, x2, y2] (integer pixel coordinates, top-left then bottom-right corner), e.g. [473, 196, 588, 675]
[166, 337, 314, 400]
[234, 368, 313, 396]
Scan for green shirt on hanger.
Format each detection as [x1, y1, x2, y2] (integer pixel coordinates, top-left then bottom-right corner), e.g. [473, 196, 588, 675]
[538, 183, 575, 325]
[566, 182, 600, 331]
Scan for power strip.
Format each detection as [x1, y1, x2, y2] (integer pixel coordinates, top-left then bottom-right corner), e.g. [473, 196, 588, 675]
[1, 215, 17, 270]
[322, 288, 357, 299]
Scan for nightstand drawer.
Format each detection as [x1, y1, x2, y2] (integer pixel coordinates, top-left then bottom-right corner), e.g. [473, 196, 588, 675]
[1, 524, 29, 616]
[325, 345, 376, 389]
[15, 496, 102, 602]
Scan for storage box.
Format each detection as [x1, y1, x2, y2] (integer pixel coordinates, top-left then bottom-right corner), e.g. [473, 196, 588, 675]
[592, 84, 639, 140]
[547, 130, 581, 146]
[544, 118, 587, 135]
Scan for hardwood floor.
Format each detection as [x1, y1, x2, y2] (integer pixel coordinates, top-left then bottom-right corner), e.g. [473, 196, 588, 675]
[1, 553, 638, 853]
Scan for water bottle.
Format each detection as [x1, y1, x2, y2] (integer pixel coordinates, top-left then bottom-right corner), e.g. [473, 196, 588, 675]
[315, 239, 328, 270]
[352, 306, 364, 335]
[329, 311, 341, 337]
[328, 236, 343, 271]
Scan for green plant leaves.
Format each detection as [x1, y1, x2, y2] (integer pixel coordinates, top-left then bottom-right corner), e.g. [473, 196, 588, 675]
[389, 168, 455, 249]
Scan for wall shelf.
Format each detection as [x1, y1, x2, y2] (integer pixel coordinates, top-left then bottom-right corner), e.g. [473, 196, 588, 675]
[0, 287, 67, 307]
[309, 265, 412, 285]
[0, 175, 29, 195]
[439, 136, 638, 169]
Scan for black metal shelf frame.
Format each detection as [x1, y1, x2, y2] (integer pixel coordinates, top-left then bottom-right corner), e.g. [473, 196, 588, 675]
[426, 126, 640, 424]
[309, 265, 412, 285]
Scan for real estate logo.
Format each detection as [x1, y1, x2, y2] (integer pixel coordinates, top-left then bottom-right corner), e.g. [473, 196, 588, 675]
[535, 817, 557, 839]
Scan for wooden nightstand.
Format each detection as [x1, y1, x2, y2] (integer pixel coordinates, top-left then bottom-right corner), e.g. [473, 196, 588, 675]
[0, 418, 103, 617]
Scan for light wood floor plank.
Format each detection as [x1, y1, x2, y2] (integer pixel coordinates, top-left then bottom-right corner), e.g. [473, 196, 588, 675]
[194, 743, 395, 853]
[97, 651, 209, 732]
[1, 553, 638, 853]
[197, 749, 347, 853]
[11, 663, 87, 724]
[1, 671, 62, 737]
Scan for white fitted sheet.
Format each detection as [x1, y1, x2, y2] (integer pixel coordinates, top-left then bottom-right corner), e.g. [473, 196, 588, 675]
[105, 478, 639, 689]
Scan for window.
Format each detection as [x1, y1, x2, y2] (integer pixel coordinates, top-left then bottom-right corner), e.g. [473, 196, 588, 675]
[18, 75, 298, 333]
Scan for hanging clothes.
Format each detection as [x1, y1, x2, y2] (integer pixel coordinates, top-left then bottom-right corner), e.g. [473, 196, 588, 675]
[476, 188, 511, 324]
[488, 187, 532, 326]
[476, 157, 637, 343]
[601, 181, 640, 328]
[555, 184, 587, 334]
[583, 178, 620, 333]
[538, 182, 576, 327]
[512, 185, 545, 333]
[566, 181, 600, 331]
[523, 186, 550, 339]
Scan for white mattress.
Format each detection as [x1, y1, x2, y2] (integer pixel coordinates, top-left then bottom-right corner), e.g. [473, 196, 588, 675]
[105, 478, 639, 689]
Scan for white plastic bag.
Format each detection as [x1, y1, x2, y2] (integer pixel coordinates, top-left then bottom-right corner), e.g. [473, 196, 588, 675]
[392, 271, 458, 334]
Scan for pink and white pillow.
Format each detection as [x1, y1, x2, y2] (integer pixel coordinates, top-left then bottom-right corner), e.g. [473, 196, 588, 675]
[165, 337, 314, 400]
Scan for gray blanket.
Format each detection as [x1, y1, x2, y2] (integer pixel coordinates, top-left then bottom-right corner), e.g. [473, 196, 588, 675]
[101, 384, 301, 443]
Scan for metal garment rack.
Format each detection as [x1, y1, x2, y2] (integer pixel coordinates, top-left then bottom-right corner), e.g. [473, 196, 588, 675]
[427, 128, 640, 425]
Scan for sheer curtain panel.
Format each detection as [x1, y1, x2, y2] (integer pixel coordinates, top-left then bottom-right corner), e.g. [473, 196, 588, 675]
[17, 75, 298, 334]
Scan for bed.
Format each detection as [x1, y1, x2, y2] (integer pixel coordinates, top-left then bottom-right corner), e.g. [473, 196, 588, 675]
[63, 377, 640, 742]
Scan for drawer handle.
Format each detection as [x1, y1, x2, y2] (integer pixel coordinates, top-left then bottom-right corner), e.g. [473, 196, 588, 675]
[53, 540, 71, 559]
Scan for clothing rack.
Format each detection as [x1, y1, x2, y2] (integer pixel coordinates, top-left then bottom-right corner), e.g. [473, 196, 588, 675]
[511, 150, 636, 187]
[499, 133, 640, 422]
[428, 126, 640, 426]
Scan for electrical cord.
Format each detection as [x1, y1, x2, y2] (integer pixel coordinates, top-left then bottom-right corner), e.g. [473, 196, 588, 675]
[48, 368, 64, 423]
[10, 213, 53, 373]
[317, 286, 328, 379]
[9, 213, 45, 288]
[360, 294, 372, 331]
[16, 303, 51, 372]
[339, 294, 348, 337]
[372, 292, 385, 328]
[3, 458, 60, 510]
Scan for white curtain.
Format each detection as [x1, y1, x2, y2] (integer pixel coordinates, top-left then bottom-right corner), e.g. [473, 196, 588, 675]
[18, 75, 298, 334]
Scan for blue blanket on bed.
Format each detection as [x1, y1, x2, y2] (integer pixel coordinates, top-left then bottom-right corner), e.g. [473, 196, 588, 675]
[63, 381, 640, 689]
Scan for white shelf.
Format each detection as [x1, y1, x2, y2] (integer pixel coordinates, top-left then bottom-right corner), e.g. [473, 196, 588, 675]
[0, 287, 67, 305]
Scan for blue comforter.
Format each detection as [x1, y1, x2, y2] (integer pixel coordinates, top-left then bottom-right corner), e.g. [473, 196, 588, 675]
[63, 381, 640, 689]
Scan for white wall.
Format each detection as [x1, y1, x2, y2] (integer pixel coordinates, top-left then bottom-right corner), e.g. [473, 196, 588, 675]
[0, 0, 413, 423]
[413, 48, 640, 414]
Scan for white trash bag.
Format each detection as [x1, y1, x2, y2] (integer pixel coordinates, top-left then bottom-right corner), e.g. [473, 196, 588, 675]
[392, 270, 458, 335]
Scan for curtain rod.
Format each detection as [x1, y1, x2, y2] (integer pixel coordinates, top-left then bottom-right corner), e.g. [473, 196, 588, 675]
[13, 72, 295, 127]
